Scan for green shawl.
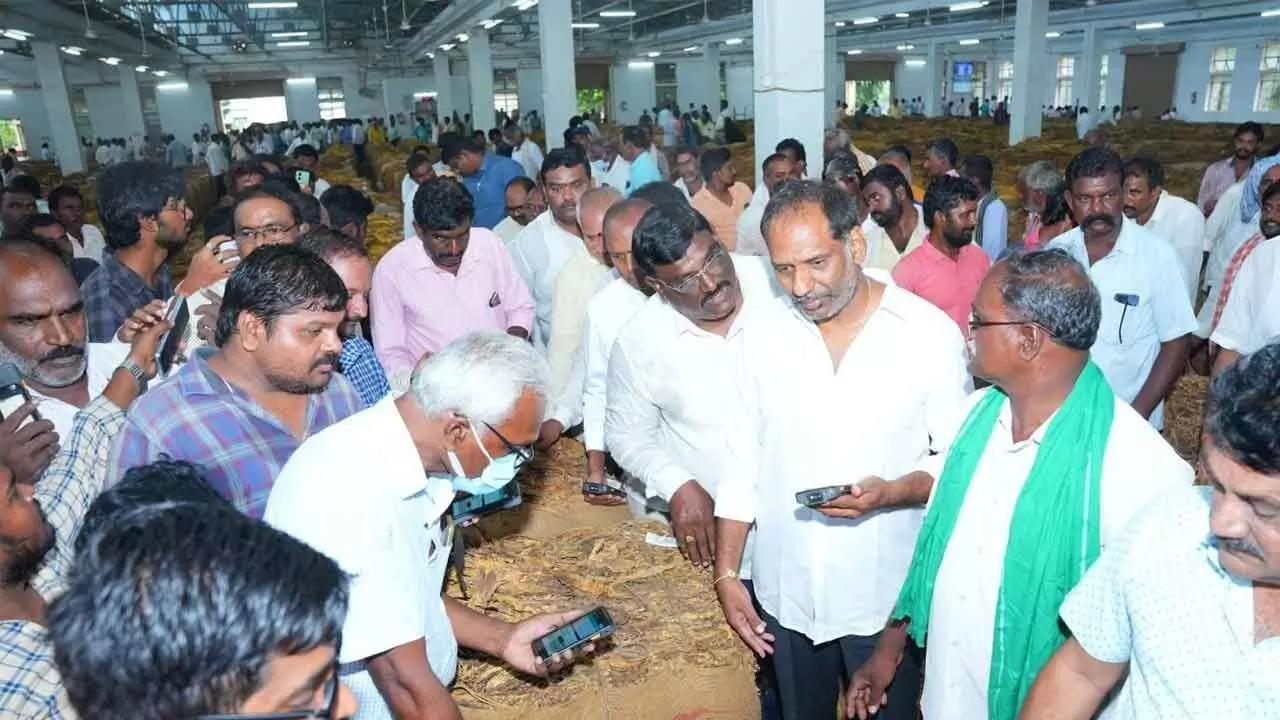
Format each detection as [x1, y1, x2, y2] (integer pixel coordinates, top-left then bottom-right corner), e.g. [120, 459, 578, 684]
[892, 362, 1113, 719]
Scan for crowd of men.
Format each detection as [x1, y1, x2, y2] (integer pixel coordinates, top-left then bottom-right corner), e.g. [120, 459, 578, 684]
[0, 105, 1274, 720]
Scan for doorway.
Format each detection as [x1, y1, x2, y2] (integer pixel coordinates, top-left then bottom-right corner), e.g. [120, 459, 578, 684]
[1122, 52, 1179, 117]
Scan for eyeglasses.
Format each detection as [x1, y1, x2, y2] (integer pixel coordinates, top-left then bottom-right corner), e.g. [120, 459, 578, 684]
[654, 242, 728, 294]
[482, 421, 535, 469]
[236, 223, 297, 242]
[195, 652, 340, 720]
[968, 313, 1058, 338]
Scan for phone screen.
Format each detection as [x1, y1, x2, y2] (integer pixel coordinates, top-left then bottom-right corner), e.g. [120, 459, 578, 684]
[158, 301, 190, 375]
[533, 607, 615, 659]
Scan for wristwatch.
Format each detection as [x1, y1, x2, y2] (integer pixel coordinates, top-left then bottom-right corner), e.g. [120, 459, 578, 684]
[118, 358, 149, 393]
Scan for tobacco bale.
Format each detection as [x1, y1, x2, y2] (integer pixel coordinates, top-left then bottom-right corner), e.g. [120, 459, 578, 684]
[1162, 373, 1210, 481]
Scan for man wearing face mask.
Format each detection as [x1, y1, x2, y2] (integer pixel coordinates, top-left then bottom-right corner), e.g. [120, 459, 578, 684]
[266, 331, 597, 720]
[892, 177, 990, 334]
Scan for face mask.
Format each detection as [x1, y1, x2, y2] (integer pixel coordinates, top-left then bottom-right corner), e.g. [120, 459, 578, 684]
[445, 421, 522, 495]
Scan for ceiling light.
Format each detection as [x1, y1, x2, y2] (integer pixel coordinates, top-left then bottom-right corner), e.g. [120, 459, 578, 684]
[271, 31, 309, 38]
[60, 46, 84, 56]
[276, 40, 310, 47]
[100, 56, 121, 65]
[628, 60, 654, 68]
[440, 42, 456, 51]
[246, 2, 297, 7]
[600, 10, 637, 17]
[480, 19, 503, 29]
[959, 38, 980, 45]
[0, 89, 13, 97]
[835, 21, 846, 27]
[1135, 21, 1164, 29]
[153, 69, 169, 77]
[724, 37, 743, 45]
[847, 49, 863, 55]
[1045, 31, 1061, 37]
[1263, 8, 1280, 16]
[949, 1, 988, 10]
[425, 51, 435, 58]
[285, 77, 316, 84]
[572, 22, 600, 28]
[905, 59, 927, 67]
[135, 65, 148, 72]
[683, 45, 699, 52]
[513, 0, 538, 9]
[895, 12, 910, 18]
[896, 44, 915, 50]
[156, 82, 189, 91]
[853, 16, 877, 25]
[456, 33, 469, 42]
[1, 30, 32, 41]
[647, 50, 661, 57]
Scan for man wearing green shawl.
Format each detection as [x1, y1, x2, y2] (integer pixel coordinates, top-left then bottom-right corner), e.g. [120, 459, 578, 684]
[836, 250, 1193, 720]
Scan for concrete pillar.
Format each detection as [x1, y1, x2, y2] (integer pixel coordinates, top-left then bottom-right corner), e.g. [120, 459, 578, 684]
[1009, 0, 1048, 144]
[704, 43, 722, 112]
[825, 33, 841, 124]
[1077, 24, 1099, 113]
[31, 42, 84, 173]
[468, 29, 495, 132]
[925, 42, 942, 117]
[538, 0, 577, 148]
[753, 0, 824, 182]
[119, 66, 147, 139]
[433, 54, 455, 123]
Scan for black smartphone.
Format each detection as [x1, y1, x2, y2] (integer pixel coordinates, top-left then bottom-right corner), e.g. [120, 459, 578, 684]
[0, 363, 38, 426]
[450, 479, 522, 524]
[583, 477, 625, 497]
[531, 606, 616, 662]
[795, 484, 851, 508]
[157, 299, 190, 376]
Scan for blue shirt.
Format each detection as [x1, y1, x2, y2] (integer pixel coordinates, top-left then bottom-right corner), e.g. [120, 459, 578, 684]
[625, 151, 663, 197]
[339, 336, 391, 407]
[980, 196, 1009, 263]
[461, 153, 525, 229]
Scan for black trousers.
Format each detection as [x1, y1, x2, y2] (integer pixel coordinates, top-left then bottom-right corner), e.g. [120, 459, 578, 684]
[760, 607, 922, 720]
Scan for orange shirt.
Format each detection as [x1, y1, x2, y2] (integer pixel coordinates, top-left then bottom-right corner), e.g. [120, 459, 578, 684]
[691, 183, 753, 250]
[891, 239, 991, 333]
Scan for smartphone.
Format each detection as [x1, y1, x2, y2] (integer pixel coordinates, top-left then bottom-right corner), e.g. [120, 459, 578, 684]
[0, 363, 38, 427]
[295, 168, 314, 189]
[795, 484, 851, 508]
[583, 477, 625, 497]
[157, 299, 190, 375]
[531, 606, 616, 662]
[450, 479, 522, 524]
[217, 238, 240, 265]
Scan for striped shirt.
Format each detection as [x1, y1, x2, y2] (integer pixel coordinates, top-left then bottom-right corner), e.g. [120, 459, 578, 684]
[339, 336, 392, 407]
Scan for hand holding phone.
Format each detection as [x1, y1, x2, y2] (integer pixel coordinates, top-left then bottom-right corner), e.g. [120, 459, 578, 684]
[529, 607, 615, 665]
[795, 484, 852, 508]
[0, 364, 37, 429]
[451, 479, 522, 525]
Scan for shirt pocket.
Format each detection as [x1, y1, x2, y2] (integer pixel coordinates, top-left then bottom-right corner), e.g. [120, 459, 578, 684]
[1098, 288, 1157, 350]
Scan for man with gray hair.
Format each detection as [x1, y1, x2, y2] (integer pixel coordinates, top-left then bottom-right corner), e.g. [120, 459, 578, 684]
[823, 127, 876, 176]
[266, 330, 596, 720]
[841, 250, 1191, 720]
[1017, 160, 1064, 250]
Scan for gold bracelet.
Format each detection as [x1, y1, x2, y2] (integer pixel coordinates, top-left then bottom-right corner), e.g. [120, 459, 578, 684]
[712, 569, 739, 586]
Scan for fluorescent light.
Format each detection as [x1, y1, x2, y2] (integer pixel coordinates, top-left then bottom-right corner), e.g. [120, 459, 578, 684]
[959, 38, 980, 45]
[100, 56, 121, 65]
[135, 65, 148, 72]
[2, 30, 32, 41]
[153, 70, 169, 77]
[271, 31, 309, 38]
[683, 45, 699, 52]
[724, 37, 743, 45]
[456, 33, 469, 41]
[628, 60, 654, 68]
[847, 49, 863, 55]
[439, 43, 456, 51]
[572, 22, 600, 28]
[950, 1, 988, 10]
[835, 21, 846, 27]
[286, 77, 316, 84]
[156, 82, 189, 91]
[896, 44, 915, 50]
[480, 19, 503, 29]
[60, 46, 84, 56]
[513, 0, 538, 9]
[895, 12, 910, 17]
[853, 16, 877, 25]
[246, 1, 297, 7]
[1135, 21, 1164, 29]
[600, 10, 637, 18]
[647, 50, 661, 57]
[1045, 31, 1061, 37]
[425, 51, 435, 58]
[905, 59, 927, 67]
[413, 92, 438, 99]
[1263, 8, 1280, 15]
[0, 89, 13, 97]
[277, 40, 311, 47]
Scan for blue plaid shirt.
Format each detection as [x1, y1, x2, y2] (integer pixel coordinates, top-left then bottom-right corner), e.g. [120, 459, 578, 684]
[82, 254, 173, 343]
[339, 336, 391, 407]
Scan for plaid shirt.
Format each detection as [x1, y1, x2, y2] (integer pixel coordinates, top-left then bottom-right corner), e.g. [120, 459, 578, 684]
[109, 349, 364, 519]
[81, 254, 173, 343]
[339, 336, 391, 407]
[0, 622, 75, 719]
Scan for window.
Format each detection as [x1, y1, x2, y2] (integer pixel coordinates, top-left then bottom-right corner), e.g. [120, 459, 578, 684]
[494, 69, 518, 115]
[1255, 42, 1280, 112]
[998, 61, 1014, 101]
[1054, 55, 1074, 107]
[655, 63, 678, 107]
[317, 78, 346, 120]
[1205, 47, 1235, 113]
[1098, 55, 1109, 108]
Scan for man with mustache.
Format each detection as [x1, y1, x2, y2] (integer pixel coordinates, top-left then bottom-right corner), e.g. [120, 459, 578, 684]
[371, 176, 533, 384]
[493, 177, 537, 245]
[1022, 341, 1280, 718]
[860, 165, 928, 272]
[1197, 121, 1263, 217]
[110, 245, 364, 518]
[1048, 148, 1196, 429]
[1210, 182, 1280, 375]
[1122, 155, 1205, 305]
[891, 176, 990, 333]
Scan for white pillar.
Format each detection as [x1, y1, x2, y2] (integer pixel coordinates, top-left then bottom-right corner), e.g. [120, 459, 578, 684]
[753, 0, 824, 182]
[118, 67, 147, 139]
[704, 43, 722, 112]
[825, 33, 842, 124]
[1077, 24, 1099, 113]
[31, 42, 84, 173]
[433, 54, 455, 123]
[925, 42, 942, 117]
[1009, 0, 1048, 144]
[468, 29, 494, 132]
[538, 0, 577, 148]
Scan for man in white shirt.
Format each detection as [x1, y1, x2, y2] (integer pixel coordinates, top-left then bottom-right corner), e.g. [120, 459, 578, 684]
[673, 147, 703, 201]
[291, 144, 331, 199]
[205, 134, 229, 196]
[844, 250, 1192, 720]
[1023, 343, 1280, 718]
[713, 181, 966, 720]
[504, 124, 545, 180]
[605, 201, 781, 568]
[48, 185, 106, 263]
[1198, 156, 1280, 339]
[735, 152, 803, 257]
[508, 149, 591, 347]
[1122, 155, 1205, 305]
[600, 142, 632, 191]
[493, 177, 542, 246]
[400, 150, 436, 242]
[861, 165, 928, 271]
[266, 331, 594, 720]
[1048, 148, 1196, 429]
[1211, 223, 1280, 374]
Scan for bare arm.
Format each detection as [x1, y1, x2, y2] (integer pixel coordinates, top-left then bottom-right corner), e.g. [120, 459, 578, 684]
[1018, 637, 1127, 720]
[1131, 335, 1190, 419]
[366, 639, 462, 720]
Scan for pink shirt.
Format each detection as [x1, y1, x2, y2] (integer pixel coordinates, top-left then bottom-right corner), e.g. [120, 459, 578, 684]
[370, 228, 535, 377]
[890, 239, 991, 333]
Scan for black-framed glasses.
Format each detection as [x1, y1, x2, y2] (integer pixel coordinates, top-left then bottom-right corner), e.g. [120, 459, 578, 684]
[483, 421, 535, 468]
[654, 242, 728, 294]
[968, 314, 1058, 338]
[236, 223, 297, 242]
[195, 652, 340, 720]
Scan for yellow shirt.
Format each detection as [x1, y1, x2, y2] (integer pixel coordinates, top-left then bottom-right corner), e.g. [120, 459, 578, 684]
[863, 206, 928, 272]
[691, 183, 754, 250]
[546, 248, 609, 394]
[368, 126, 387, 144]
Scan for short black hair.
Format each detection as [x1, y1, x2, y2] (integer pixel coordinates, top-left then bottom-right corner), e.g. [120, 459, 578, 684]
[631, 180, 690, 208]
[6, 175, 41, 199]
[319, 185, 374, 230]
[700, 147, 732, 183]
[440, 137, 484, 164]
[290, 143, 319, 160]
[230, 161, 268, 186]
[923, 176, 980, 228]
[540, 146, 591, 182]
[413, 176, 474, 231]
[1263, 179, 1280, 207]
[631, 201, 714, 276]
[994, 249, 1100, 351]
[47, 184, 83, 212]
[202, 204, 235, 239]
[762, 179, 860, 246]
[959, 155, 994, 192]
[1122, 155, 1165, 189]
[406, 150, 432, 175]
[294, 193, 323, 228]
[75, 460, 231, 556]
[1065, 147, 1124, 189]
[775, 138, 807, 164]
[674, 146, 700, 163]
[1205, 341, 1280, 474]
[824, 151, 863, 187]
[97, 161, 186, 251]
[1236, 121, 1265, 143]
[232, 185, 303, 228]
[622, 125, 650, 149]
[506, 176, 536, 194]
[885, 144, 913, 162]
[762, 153, 790, 176]
[1040, 188, 1073, 226]
[49, 499, 348, 719]
[298, 226, 369, 262]
[214, 243, 348, 346]
[926, 138, 959, 168]
[863, 164, 912, 202]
